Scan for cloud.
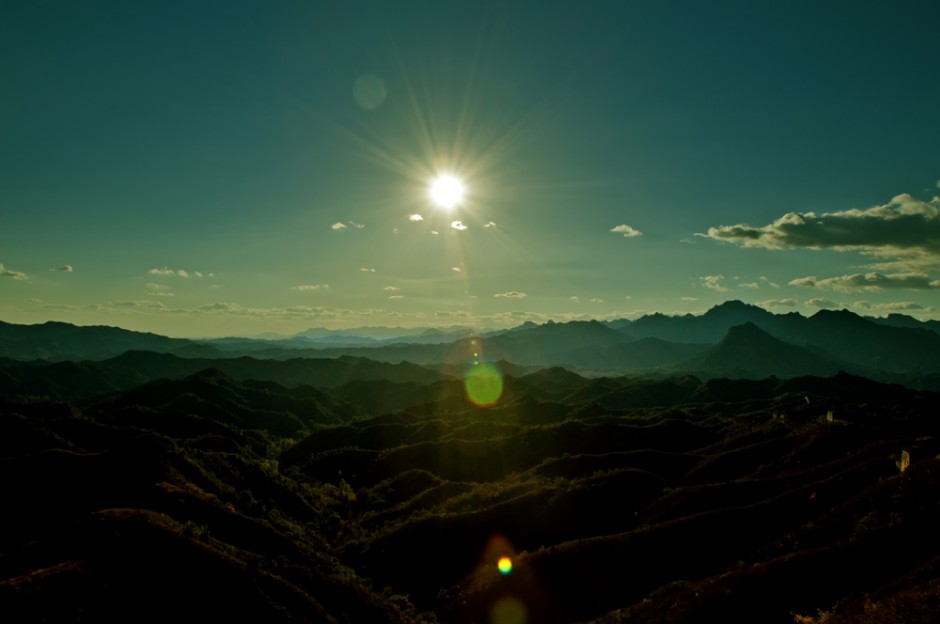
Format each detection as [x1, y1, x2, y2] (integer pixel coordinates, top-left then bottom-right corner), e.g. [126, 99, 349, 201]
[387, 295, 404, 300]
[806, 298, 840, 309]
[569, 296, 580, 303]
[702, 193, 940, 272]
[360, 267, 375, 272]
[789, 272, 940, 292]
[331, 222, 347, 230]
[680, 297, 698, 302]
[757, 298, 799, 308]
[408, 214, 424, 222]
[431, 230, 440, 235]
[50, 265, 73, 272]
[349, 221, 365, 229]
[451, 220, 468, 231]
[383, 286, 400, 291]
[148, 267, 207, 278]
[483, 221, 497, 228]
[494, 291, 528, 299]
[700, 274, 729, 292]
[760, 276, 780, 288]
[610, 224, 642, 238]
[589, 298, 605, 303]
[853, 300, 935, 313]
[145, 282, 172, 292]
[292, 284, 330, 291]
[1, 263, 29, 280]
[451, 267, 461, 272]
[737, 282, 759, 289]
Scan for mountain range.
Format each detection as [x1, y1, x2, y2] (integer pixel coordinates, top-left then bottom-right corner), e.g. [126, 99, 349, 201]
[3, 301, 940, 389]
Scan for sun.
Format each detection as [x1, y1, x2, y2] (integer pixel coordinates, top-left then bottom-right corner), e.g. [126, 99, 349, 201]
[428, 174, 465, 210]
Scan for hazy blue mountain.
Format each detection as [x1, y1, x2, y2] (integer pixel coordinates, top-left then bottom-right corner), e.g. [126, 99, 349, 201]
[0, 320, 195, 361]
[677, 322, 849, 379]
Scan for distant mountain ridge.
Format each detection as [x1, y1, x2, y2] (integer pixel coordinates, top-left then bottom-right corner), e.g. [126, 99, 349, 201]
[2, 301, 940, 386]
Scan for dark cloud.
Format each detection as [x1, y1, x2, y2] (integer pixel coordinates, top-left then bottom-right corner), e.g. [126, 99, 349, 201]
[703, 194, 940, 271]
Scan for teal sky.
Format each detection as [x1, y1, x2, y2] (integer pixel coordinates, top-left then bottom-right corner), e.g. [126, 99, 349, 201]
[2, 0, 940, 337]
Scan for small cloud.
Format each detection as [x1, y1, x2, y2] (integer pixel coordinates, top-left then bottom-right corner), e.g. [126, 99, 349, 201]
[292, 284, 330, 291]
[700, 274, 730, 292]
[757, 298, 799, 308]
[569, 296, 581, 303]
[738, 282, 759, 289]
[360, 267, 376, 273]
[388, 295, 404, 300]
[483, 221, 497, 228]
[806, 297, 840, 309]
[331, 222, 347, 230]
[610, 224, 642, 238]
[392, 227, 399, 234]
[589, 298, 605, 303]
[853, 300, 934, 313]
[383, 286, 400, 291]
[50, 265, 73, 272]
[349, 221, 365, 229]
[148, 267, 205, 278]
[451, 267, 461, 272]
[0, 263, 28, 280]
[760, 276, 780, 288]
[494, 291, 528, 299]
[408, 214, 424, 222]
[209, 284, 221, 289]
[681, 297, 698, 302]
[431, 230, 440, 235]
[451, 220, 468, 231]
[679, 237, 695, 244]
[145, 282, 172, 292]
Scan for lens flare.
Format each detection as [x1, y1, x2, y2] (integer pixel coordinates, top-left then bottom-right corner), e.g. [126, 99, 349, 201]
[497, 556, 513, 575]
[464, 363, 503, 406]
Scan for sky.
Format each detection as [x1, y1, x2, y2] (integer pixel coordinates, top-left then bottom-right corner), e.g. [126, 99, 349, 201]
[2, 0, 940, 337]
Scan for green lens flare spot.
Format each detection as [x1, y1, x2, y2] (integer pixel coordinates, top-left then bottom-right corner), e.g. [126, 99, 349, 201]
[497, 556, 513, 575]
[464, 363, 503, 406]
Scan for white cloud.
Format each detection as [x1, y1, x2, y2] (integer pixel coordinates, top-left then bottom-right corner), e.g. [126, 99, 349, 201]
[569, 296, 580, 303]
[408, 214, 424, 222]
[148, 267, 206, 278]
[349, 221, 365, 229]
[853, 300, 935, 313]
[806, 297, 840, 309]
[431, 230, 439, 235]
[331, 222, 347, 230]
[760, 276, 780, 288]
[680, 297, 698, 302]
[145, 282, 172, 292]
[451, 220, 468, 231]
[292, 284, 330, 291]
[0, 263, 28, 280]
[388, 295, 404, 300]
[610, 224, 642, 238]
[700, 274, 729, 292]
[702, 192, 940, 272]
[483, 221, 497, 228]
[738, 282, 759, 289]
[589, 298, 605, 303]
[360, 267, 376, 273]
[451, 267, 461, 272]
[383, 286, 400, 291]
[789, 272, 940, 292]
[757, 298, 799, 308]
[494, 291, 528, 299]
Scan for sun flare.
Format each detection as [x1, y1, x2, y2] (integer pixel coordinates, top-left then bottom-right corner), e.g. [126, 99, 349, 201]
[429, 174, 465, 210]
